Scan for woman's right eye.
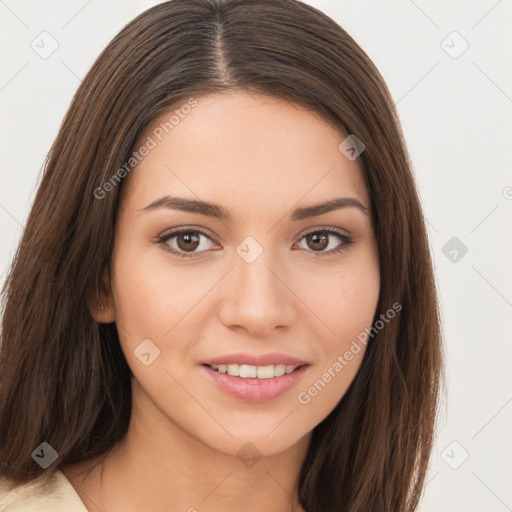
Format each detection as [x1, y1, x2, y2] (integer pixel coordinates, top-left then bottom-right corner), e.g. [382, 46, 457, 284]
[156, 228, 218, 258]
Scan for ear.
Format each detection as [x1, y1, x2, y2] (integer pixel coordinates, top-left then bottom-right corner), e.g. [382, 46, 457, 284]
[90, 268, 116, 324]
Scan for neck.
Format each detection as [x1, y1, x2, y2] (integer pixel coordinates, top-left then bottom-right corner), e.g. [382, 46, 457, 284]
[64, 380, 310, 512]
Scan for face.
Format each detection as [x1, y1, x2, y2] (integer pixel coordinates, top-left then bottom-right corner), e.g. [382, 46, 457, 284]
[96, 91, 380, 459]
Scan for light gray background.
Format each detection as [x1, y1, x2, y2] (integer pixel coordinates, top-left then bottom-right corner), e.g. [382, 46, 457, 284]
[1, 1, 511, 510]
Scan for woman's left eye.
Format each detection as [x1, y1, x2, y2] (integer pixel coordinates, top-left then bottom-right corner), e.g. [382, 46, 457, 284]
[156, 227, 353, 258]
[295, 228, 354, 255]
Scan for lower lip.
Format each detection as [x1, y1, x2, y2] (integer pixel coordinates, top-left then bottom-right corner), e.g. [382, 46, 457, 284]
[201, 364, 309, 402]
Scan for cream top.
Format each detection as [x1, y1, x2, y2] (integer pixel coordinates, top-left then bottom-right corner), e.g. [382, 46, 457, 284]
[0, 469, 88, 511]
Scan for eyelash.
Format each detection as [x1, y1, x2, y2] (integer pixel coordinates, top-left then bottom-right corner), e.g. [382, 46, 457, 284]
[155, 226, 354, 259]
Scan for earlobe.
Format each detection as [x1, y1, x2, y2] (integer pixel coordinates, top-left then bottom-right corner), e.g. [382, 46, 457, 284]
[90, 300, 116, 324]
[90, 270, 116, 323]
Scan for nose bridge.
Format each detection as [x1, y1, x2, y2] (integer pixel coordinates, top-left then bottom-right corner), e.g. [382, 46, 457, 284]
[234, 238, 284, 304]
[219, 236, 296, 332]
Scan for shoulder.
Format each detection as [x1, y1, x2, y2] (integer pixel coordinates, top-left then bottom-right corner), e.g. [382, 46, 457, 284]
[0, 469, 88, 511]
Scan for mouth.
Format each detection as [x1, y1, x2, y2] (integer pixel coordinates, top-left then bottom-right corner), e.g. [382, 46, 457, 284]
[200, 362, 310, 402]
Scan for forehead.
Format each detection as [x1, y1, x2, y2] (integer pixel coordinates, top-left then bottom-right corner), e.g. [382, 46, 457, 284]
[121, 91, 369, 213]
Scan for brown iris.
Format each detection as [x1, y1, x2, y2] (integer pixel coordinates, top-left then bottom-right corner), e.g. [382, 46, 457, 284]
[176, 231, 201, 252]
[305, 232, 329, 251]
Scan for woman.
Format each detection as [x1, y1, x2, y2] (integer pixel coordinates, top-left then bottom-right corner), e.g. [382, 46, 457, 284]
[0, 0, 443, 510]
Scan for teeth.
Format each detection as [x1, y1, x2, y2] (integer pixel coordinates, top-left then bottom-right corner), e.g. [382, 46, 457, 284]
[227, 364, 239, 376]
[239, 364, 257, 378]
[209, 363, 300, 379]
[256, 365, 274, 379]
[274, 364, 286, 377]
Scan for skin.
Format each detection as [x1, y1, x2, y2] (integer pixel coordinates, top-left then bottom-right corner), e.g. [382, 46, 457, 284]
[62, 91, 380, 512]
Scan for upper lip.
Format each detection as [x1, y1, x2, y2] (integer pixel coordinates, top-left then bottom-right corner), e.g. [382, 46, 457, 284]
[201, 352, 308, 367]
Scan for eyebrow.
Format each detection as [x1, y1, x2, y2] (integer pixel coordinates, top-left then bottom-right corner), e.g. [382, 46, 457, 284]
[139, 195, 370, 221]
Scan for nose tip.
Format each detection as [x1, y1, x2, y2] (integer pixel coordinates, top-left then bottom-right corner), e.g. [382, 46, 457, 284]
[218, 253, 296, 335]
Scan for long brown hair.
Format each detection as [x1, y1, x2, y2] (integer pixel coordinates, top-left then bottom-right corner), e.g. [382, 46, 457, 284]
[0, 1, 444, 510]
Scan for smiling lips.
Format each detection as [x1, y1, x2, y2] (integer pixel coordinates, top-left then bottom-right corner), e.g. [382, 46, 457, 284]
[200, 352, 310, 402]
[201, 351, 308, 379]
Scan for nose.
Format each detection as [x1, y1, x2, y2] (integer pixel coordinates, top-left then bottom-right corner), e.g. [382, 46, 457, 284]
[218, 249, 297, 337]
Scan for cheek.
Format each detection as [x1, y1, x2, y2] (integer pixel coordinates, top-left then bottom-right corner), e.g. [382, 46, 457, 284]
[112, 258, 167, 335]
[292, 250, 379, 409]
[296, 250, 380, 347]
[110, 227, 204, 334]
[335, 270, 380, 342]
[109, 247, 208, 400]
